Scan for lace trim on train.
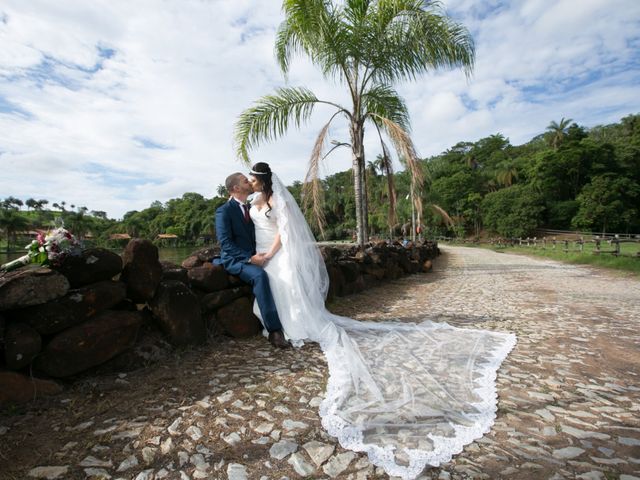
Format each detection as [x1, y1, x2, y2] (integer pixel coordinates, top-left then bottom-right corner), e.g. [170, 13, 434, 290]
[318, 323, 517, 479]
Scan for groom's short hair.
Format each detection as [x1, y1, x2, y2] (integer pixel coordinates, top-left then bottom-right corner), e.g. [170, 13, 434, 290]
[225, 172, 244, 193]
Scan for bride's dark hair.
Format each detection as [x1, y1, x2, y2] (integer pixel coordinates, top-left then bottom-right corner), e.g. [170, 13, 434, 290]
[251, 162, 273, 217]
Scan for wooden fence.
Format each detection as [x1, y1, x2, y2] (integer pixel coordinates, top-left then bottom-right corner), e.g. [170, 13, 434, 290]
[436, 235, 640, 258]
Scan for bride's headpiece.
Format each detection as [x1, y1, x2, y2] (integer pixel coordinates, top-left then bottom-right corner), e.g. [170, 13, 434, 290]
[249, 169, 268, 175]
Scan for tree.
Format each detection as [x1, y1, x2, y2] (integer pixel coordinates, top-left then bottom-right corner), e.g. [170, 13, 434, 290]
[25, 198, 37, 211]
[2, 196, 23, 210]
[91, 210, 108, 220]
[481, 185, 544, 238]
[572, 174, 640, 234]
[0, 209, 29, 253]
[66, 208, 90, 240]
[216, 184, 227, 197]
[235, 0, 474, 247]
[546, 117, 573, 150]
[495, 160, 519, 187]
[35, 199, 49, 212]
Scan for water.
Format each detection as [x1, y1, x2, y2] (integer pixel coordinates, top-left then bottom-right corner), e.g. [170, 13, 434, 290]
[157, 247, 199, 265]
[0, 246, 199, 269]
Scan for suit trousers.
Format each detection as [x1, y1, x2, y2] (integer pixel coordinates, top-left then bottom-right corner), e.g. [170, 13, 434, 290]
[237, 263, 283, 333]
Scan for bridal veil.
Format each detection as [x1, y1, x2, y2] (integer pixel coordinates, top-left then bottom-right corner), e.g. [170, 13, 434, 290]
[270, 174, 516, 479]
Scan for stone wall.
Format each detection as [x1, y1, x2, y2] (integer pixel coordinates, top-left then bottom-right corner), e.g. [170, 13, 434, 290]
[0, 239, 438, 405]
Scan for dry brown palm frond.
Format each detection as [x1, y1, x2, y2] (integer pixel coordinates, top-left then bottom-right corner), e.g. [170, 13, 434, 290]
[379, 142, 398, 229]
[302, 120, 330, 238]
[373, 115, 425, 230]
[375, 116, 423, 184]
[430, 203, 455, 227]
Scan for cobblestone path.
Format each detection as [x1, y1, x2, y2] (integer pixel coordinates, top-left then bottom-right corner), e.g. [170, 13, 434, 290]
[1, 246, 639, 480]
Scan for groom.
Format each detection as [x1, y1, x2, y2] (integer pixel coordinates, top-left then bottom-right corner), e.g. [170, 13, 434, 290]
[214, 172, 290, 349]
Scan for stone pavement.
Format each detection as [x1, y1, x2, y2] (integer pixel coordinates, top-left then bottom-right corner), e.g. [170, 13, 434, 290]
[1, 246, 639, 480]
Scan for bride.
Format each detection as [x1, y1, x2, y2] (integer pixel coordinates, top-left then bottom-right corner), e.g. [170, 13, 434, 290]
[246, 161, 516, 479]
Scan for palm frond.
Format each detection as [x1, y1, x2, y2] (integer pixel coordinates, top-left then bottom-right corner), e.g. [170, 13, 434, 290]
[363, 84, 410, 131]
[371, 113, 424, 227]
[372, 114, 422, 183]
[380, 145, 398, 229]
[234, 87, 320, 163]
[366, 0, 475, 85]
[430, 203, 455, 227]
[301, 115, 341, 238]
[276, 0, 351, 84]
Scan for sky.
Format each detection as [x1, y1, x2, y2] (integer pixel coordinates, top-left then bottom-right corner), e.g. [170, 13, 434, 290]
[1, 0, 639, 219]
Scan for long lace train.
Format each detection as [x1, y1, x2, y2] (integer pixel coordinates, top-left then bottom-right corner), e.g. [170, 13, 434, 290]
[253, 173, 516, 479]
[319, 317, 516, 479]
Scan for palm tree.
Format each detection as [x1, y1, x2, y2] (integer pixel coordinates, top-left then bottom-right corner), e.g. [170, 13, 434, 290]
[2, 196, 23, 210]
[235, 0, 474, 247]
[495, 161, 518, 187]
[34, 199, 48, 212]
[546, 117, 573, 150]
[216, 184, 227, 198]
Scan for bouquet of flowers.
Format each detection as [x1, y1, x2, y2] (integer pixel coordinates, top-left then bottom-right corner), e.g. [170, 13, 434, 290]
[1, 225, 82, 272]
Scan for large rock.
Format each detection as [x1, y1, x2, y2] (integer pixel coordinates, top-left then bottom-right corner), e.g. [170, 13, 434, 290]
[188, 263, 229, 292]
[361, 263, 386, 280]
[0, 313, 5, 356]
[34, 310, 143, 377]
[191, 246, 220, 263]
[216, 297, 261, 338]
[203, 311, 224, 337]
[120, 239, 162, 302]
[4, 323, 41, 370]
[0, 266, 69, 311]
[200, 286, 251, 312]
[160, 261, 189, 284]
[181, 246, 220, 269]
[149, 281, 205, 346]
[326, 264, 345, 299]
[181, 255, 203, 269]
[52, 248, 122, 288]
[6, 280, 127, 335]
[339, 261, 360, 283]
[0, 371, 62, 404]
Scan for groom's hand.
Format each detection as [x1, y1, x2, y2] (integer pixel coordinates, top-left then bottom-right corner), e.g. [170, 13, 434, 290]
[250, 253, 267, 266]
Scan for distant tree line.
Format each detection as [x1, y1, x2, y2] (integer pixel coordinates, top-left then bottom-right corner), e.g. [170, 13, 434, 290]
[1, 113, 638, 252]
[418, 113, 640, 238]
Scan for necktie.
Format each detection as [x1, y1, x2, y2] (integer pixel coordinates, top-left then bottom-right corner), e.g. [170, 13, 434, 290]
[242, 203, 250, 222]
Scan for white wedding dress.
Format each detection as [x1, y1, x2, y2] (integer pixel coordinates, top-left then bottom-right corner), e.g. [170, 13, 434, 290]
[250, 176, 516, 479]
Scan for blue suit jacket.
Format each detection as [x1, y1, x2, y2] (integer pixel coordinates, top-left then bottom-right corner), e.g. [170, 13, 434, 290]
[215, 199, 255, 275]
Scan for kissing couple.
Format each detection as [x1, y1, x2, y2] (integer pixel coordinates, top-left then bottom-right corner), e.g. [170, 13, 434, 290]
[214, 162, 516, 480]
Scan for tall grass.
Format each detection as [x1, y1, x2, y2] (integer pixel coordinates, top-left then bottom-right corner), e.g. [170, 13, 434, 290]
[490, 245, 640, 276]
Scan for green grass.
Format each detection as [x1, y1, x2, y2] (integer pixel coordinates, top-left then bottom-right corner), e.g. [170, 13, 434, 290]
[489, 244, 640, 276]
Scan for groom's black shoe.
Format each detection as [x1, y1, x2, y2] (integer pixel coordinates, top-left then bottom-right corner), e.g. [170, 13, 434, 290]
[269, 330, 291, 349]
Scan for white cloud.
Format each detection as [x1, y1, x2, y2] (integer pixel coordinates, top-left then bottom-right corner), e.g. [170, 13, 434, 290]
[0, 0, 639, 218]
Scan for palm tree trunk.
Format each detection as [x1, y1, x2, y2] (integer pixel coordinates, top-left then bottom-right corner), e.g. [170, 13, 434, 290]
[360, 153, 369, 239]
[350, 121, 368, 248]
